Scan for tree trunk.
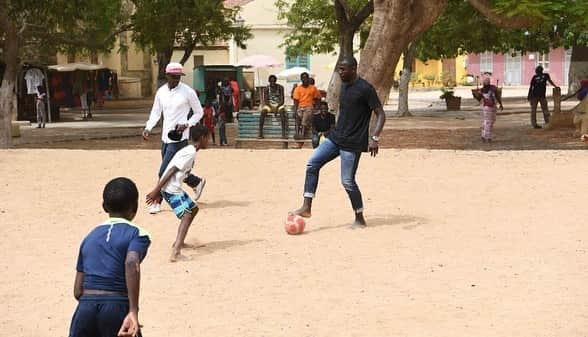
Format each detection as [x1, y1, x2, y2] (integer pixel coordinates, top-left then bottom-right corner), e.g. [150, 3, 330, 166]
[398, 43, 416, 117]
[0, 19, 18, 148]
[327, 28, 354, 113]
[568, 46, 588, 93]
[156, 48, 173, 88]
[359, 0, 448, 103]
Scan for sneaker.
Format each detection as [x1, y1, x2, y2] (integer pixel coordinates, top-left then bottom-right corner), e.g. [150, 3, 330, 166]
[193, 178, 206, 201]
[149, 202, 161, 214]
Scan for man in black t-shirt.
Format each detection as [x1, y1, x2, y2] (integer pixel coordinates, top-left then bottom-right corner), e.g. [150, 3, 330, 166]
[311, 101, 335, 148]
[528, 65, 559, 129]
[292, 56, 386, 229]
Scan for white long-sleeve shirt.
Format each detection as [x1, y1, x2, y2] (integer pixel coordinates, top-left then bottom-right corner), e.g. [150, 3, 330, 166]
[145, 82, 204, 143]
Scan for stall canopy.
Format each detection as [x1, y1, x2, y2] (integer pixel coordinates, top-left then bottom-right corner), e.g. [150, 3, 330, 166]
[48, 62, 107, 72]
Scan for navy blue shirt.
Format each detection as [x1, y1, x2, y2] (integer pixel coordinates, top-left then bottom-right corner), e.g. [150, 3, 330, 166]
[529, 73, 552, 98]
[76, 218, 151, 293]
[328, 77, 382, 152]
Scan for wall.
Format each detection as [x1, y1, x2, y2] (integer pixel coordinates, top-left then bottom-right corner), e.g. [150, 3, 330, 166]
[172, 49, 230, 88]
[468, 48, 568, 87]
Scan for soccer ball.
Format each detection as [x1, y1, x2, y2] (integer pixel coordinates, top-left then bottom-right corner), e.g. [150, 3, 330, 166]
[285, 213, 306, 235]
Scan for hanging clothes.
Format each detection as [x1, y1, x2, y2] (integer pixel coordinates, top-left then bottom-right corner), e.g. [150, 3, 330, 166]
[24, 68, 45, 94]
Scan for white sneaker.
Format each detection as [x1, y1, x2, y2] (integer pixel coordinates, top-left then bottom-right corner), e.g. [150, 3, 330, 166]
[193, 178, 206, 201]
[149, 202, 161, 214]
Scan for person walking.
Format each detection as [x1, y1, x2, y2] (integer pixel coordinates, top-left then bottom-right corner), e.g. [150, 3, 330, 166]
[143, 62, 207, 214]
[292, 56, 386, 229]
[478, 77, 503, 142]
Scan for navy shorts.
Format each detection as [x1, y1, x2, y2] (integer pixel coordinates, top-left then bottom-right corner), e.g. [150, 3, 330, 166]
[69, 294, 143, 337]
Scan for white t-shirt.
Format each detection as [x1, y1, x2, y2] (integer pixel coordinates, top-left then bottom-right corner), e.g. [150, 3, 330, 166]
[161, 145, 197, 194]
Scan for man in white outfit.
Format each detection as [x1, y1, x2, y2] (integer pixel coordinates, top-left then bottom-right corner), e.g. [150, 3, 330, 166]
[143, 62, 206, 214]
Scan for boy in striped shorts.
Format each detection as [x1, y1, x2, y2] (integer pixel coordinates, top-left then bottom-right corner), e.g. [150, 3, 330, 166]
[146, 125, 209, 262]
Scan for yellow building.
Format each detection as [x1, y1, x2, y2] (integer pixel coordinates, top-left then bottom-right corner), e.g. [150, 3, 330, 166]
[395, 54, 468, 87]
[56, 31, 157, 98]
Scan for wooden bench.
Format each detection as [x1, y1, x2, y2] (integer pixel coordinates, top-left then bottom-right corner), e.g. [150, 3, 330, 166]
[236, 110, 310, 149]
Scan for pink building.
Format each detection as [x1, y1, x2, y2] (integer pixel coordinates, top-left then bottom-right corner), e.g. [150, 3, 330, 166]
[467, 48, 572, 86]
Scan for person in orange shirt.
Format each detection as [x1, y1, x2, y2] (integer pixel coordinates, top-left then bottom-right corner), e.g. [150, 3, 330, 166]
[293, 72, 321, 139]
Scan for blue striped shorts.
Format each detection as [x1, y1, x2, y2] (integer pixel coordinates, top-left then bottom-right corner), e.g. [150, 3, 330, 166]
[162, 191, 197, 219]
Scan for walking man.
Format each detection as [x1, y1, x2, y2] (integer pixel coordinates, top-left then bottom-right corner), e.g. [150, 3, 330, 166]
[143, 62, 206, 214]
[528, 65, 559, 129]
[292, 56, 386, 229]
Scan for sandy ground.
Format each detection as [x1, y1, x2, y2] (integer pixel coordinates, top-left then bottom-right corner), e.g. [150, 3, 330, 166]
[1, 148, 588, 337]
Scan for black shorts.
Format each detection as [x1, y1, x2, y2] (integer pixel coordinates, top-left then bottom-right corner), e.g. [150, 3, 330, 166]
[69, 294, 142, 337]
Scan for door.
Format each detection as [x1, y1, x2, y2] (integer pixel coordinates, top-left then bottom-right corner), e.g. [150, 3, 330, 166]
[504, 52, 522, 85]
[564, 49, 572, 86]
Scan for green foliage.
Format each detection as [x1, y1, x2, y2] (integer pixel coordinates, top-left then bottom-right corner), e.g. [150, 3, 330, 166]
[275, 0, 371, 56]
[2, 0, 126, 58]
[131, 0, 251, 54]
[439, 87, 455, 100]
[415, 0, 588, 62]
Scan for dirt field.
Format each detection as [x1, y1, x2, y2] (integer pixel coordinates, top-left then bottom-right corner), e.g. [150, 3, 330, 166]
[1, 148, 588, 337]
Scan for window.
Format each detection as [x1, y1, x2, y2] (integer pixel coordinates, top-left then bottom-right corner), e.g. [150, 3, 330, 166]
[536, 53, 550, 72]
[193, 55, 204, 68]
[285, 55, 310, 69]
[480, 52, 493, 73]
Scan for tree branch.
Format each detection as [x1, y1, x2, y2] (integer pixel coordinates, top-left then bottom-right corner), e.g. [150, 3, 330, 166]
[179, 40, 197, 65]
[336, 0, 353, 22]
[467, 0, 537, 29]
[350, 0, 373, 30]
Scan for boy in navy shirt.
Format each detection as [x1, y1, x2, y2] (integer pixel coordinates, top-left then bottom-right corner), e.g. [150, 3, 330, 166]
[70, 177, 150, 337]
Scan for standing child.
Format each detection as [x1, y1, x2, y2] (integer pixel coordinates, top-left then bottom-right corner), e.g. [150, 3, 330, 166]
[146, 125, 209, 262]
[69, 177, 150, 337]
[36, 85, 47, 128]
[217, 108, 228, 146]
[203, 101, 216, 145]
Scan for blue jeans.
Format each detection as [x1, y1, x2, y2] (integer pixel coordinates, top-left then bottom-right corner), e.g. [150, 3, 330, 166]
[159, 141, 201, 187]
[303, 138, 363, 213]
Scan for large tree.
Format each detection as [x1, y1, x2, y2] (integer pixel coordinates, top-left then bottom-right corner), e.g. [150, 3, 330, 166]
[359, 0, 588, 103]
[276, 0, 373, 110]
[130, 0, 251, 84]
[0, 0, 125, 147]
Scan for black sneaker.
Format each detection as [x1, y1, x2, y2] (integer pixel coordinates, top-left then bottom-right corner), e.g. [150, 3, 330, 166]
[533, 125, 542, 129]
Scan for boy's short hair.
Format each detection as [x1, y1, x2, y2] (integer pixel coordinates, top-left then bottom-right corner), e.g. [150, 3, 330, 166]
[320, 101, 329, 108]
[102, 177, 139, 214]
[190, 124, 210, 142]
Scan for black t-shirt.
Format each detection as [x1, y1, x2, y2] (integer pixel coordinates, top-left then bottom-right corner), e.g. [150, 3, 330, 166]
[328, 77, 382, 152]
[313, 113, 335, 132]
[529, 73, 552, 98]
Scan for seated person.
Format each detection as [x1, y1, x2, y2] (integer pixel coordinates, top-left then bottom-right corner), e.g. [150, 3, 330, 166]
[311, 101, 336, 149]
[259, 75, 287, 139]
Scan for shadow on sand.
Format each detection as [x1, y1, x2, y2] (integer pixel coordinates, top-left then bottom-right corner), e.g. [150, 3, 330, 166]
[185, 238, 265, 258]
[306, 214, 428, 233]
[198, 200, 251, 209]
